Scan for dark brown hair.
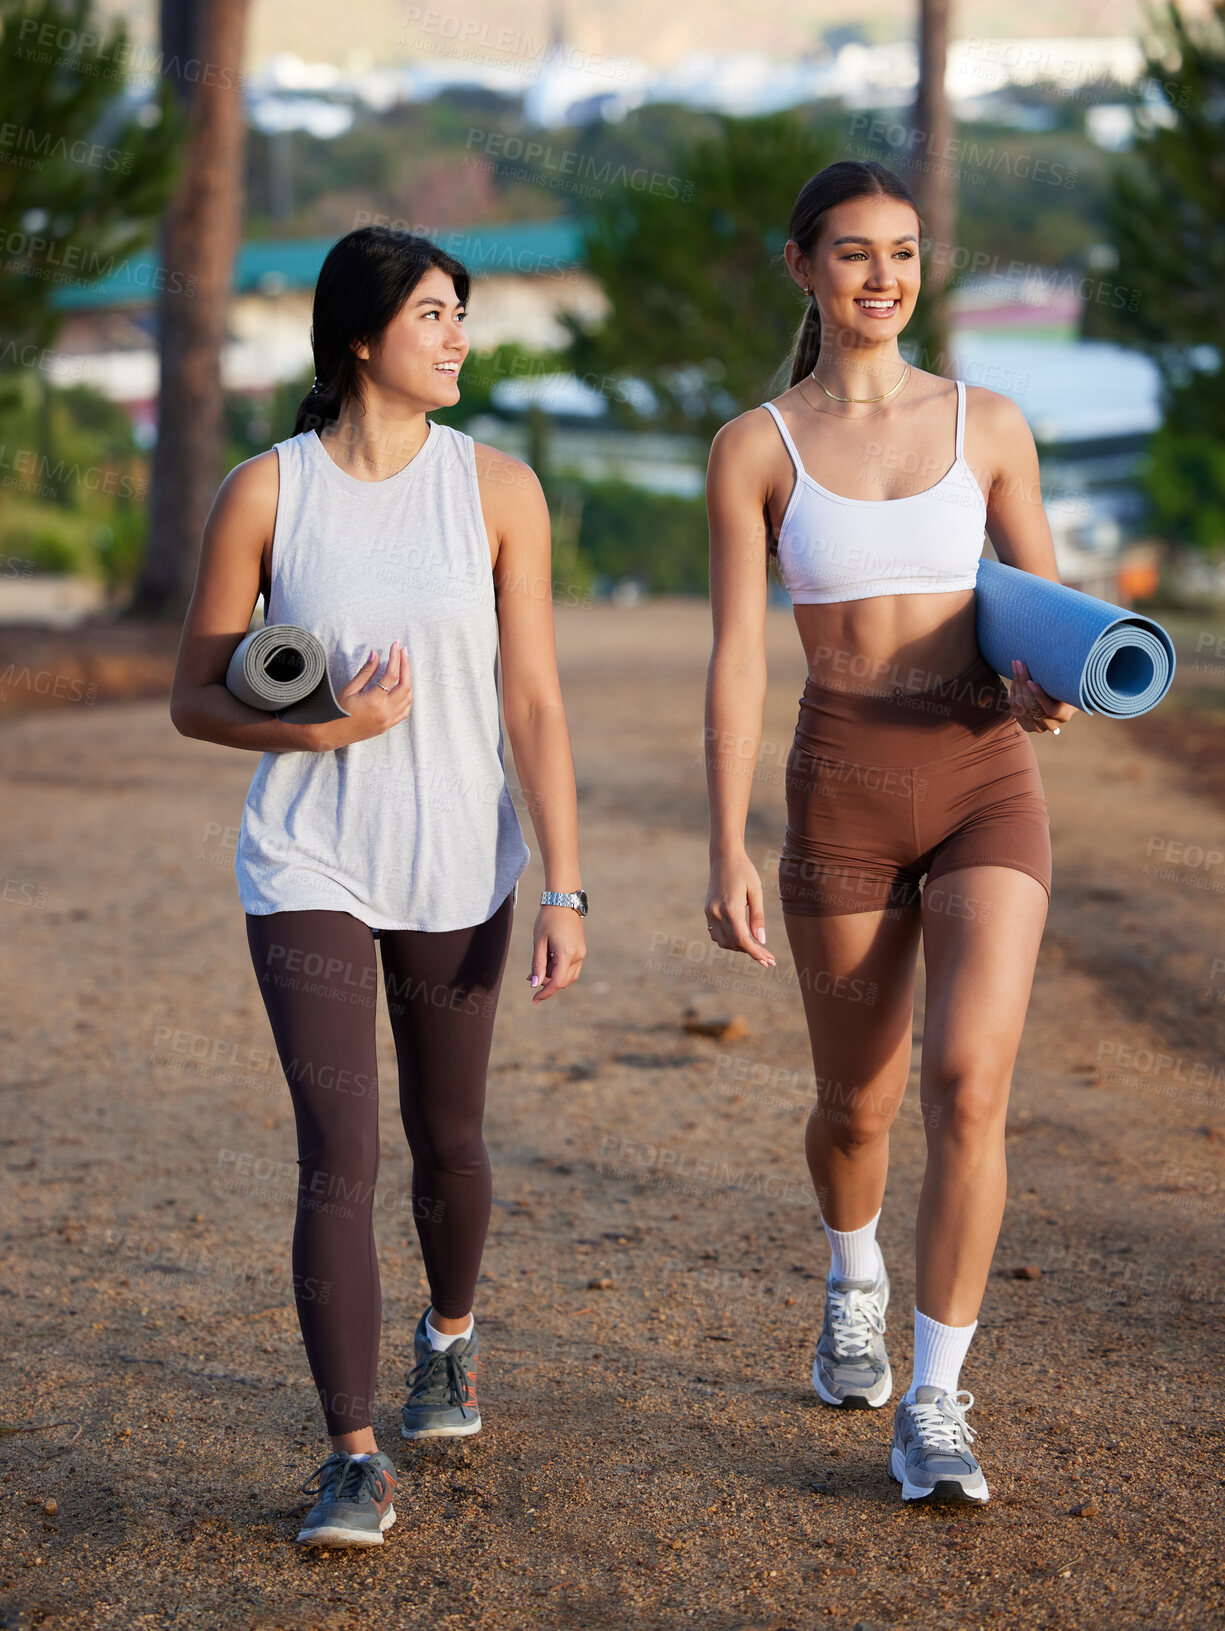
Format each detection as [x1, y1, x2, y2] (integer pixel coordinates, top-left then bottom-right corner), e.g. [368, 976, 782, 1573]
[293, 227, 471, 435]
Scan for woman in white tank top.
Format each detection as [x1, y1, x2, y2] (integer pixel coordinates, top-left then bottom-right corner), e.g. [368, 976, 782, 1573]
[704, 162, 1077, 1505]
[170, 228, 586, 1545]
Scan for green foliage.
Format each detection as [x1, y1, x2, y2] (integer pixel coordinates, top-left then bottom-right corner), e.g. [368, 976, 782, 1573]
[918, 125, 1112, 272]
[1085, 2, 1225, 359]
[0, 499, 83, 571]
[244, 89, 527, 238]
[1084, 1, 1225, 550]
[1139, 367, 1225, 554]
[0, 0, 184, 348]
[544, 474, 708, 595]
[565, 110, 843, 431]
[1143, 425, 1225, 553]
[222, 374, 310, 471]
[0, 374, 148, 583]
[242, 94, 722, 238]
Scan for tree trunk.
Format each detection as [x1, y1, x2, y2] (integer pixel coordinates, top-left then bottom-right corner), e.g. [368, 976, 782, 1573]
[130, 0, 250, 618]
[914, 0, 955, 377]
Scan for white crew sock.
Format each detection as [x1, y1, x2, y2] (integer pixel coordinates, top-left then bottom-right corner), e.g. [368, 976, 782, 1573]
[425, 1309, 474, 1351]
[349, 1452, 371, 1461]
[905, 1308, 977, 1400]
[821, 1208, 884, 1284]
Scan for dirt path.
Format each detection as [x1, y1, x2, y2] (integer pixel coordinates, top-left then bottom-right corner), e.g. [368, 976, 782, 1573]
[1, 600, 1222, 1631]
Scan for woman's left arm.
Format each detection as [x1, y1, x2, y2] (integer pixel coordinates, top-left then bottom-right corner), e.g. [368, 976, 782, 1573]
[975, 388, 1078, 735]
[476, 441, 585, 1002]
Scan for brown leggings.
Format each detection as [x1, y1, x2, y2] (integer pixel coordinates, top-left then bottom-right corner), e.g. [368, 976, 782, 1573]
[245, 894, 513, 1435]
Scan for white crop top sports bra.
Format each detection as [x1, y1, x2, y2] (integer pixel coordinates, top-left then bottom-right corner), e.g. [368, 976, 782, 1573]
[762, 379, 987, 605]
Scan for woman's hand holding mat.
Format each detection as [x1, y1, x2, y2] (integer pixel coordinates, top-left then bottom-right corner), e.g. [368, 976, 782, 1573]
[1007, 659, 1076, 736]
[320, 642, 413, 748]
[975, 558, 1175, 720]
[225, 624, 412, 747]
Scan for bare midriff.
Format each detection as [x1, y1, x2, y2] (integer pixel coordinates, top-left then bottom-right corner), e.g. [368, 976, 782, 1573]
[792, 587, 981, 696]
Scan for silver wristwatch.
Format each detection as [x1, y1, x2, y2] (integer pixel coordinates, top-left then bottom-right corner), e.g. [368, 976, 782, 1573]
[540, 888, 588, 917]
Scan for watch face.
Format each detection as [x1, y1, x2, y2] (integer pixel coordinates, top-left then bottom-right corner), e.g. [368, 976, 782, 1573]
[578, 889, 589, 916]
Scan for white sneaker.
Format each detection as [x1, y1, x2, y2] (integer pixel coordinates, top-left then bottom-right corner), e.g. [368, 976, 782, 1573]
[888, 1387, 989, 1503]
[811, 1266, 892, 1409]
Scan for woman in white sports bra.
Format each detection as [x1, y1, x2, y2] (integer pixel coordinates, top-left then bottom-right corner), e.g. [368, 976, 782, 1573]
[704, 160, 1077, 1505]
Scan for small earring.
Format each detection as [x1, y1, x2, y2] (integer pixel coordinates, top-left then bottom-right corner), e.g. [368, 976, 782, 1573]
[803, 285, 812, 296]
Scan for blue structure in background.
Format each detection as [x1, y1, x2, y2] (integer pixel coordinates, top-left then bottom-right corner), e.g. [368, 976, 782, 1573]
[49, 221, 588, 310]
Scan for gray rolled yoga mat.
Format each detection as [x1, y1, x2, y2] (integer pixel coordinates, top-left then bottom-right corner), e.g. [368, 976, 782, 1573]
[225, 624, 350, 725]
[975, 558, 1175, 719]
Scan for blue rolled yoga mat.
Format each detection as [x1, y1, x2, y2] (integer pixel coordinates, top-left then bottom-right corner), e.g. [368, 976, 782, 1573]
[974, 558, 1175, 719]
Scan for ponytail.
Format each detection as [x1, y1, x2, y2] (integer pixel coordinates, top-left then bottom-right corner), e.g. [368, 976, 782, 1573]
[788, 295, 822, 388]
[293, 379, 343, 437]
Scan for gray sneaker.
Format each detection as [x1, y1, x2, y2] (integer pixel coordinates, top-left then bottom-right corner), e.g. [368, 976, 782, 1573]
[296, 1450, 398, 1547]
[888, 1386, 989, 1504]
[400, 1309, 481, 1439]
[812, 1266, 892, 1408]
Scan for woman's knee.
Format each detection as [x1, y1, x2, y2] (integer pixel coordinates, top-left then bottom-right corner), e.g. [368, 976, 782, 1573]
[924, 1059, 1010, 1144]
[405, 1118, 487, 1177]
[297, 1126, 380, 1196]
[808, 1082, 897, 1154]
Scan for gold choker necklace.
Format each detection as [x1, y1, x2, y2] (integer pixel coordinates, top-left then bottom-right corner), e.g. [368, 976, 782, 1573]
[810, 363, 911, 405]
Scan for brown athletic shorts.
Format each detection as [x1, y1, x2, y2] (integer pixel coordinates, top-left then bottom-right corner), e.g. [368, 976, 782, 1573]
[778, 651, 1052, 918]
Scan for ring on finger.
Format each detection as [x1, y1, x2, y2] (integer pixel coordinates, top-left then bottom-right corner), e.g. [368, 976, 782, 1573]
[376, 681, 393, 693]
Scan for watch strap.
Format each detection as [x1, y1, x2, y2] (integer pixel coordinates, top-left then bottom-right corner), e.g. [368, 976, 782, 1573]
[540, 889, 587, 916]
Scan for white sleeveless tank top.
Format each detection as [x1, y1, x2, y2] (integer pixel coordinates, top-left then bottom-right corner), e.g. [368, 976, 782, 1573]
[234, 421, 530, 931]
[761, 379, 986, 604]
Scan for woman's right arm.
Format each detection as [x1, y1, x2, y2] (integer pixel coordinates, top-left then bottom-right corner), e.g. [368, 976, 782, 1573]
[169, 452, 411, 752]
[704, 413, 777, 969]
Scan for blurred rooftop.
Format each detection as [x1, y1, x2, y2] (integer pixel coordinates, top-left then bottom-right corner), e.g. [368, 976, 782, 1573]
[49, 221, 588, 311]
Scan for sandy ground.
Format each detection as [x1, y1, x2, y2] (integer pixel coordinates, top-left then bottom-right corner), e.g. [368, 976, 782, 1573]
[1, 598, 1223, 1631]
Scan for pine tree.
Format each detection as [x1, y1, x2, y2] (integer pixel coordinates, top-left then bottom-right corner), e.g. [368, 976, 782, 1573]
[564, 110, 840, 432]
[1089, 1, 1225, 553]
[0, 0, 182, 348]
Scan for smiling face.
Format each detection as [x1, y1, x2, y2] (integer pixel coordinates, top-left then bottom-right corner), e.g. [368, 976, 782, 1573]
[353, 264, 469, 411]
[789, 194, 921, 351]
